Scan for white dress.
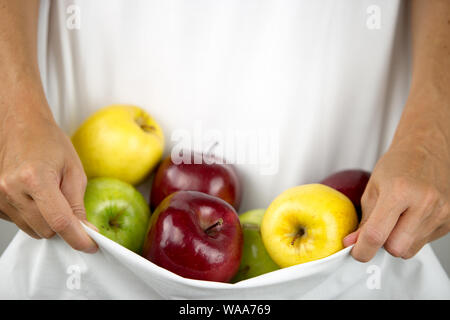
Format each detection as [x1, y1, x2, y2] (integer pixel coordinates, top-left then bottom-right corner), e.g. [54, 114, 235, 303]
[0, 0, 448, 299]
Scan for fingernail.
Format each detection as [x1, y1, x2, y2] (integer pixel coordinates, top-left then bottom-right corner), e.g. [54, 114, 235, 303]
[84, 244, 98, 254]
[84, 221, 99, 232]
[343, 232, 357, 247]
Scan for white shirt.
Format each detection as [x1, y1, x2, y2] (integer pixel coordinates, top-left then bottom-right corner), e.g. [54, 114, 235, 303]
[38, 0, 410, 211]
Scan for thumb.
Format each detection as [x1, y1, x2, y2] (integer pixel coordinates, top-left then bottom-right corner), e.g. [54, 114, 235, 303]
[343, 229, 360, 247]
[343, 181, 378, 247]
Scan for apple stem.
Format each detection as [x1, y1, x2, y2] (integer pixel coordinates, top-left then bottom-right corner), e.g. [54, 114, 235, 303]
[205, 218, 223, 234]
[135, 116, 155, 133]
[291, 228, 305, 246]
[140, 124, 156, 133]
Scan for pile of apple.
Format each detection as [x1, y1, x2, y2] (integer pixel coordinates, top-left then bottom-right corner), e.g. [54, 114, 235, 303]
[72, 104, 371, 283]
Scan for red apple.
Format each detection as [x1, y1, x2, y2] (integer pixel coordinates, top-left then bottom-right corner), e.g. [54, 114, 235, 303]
[142, 190, 243, 282]
[320, 169, 371, 221]
[150, 151, 242, 211]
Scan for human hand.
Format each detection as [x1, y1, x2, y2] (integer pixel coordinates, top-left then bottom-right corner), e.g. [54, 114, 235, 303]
[0, 101, 98, 254]
[343, 126, 450, 261]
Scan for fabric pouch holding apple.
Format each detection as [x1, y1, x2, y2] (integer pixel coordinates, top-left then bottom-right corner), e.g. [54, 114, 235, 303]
[0, 162, 448, 298]
[0, 212, 448, 299]
[1, 104, 447, 299]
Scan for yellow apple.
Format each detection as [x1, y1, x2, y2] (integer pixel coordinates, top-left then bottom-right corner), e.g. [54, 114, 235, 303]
[261, 184, 358, 268]
[72, 104, 164, 185]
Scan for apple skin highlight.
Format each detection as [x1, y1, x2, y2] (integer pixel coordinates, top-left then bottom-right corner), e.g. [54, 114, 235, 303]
[143, 191, 243, 282]
[261, 184, 358, 268]
[150, 152, 242, 211]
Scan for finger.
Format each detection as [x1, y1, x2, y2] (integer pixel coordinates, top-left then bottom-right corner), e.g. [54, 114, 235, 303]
[0, 210, 11, 221]
[384, 188, 443, 259]
[383, 202, 436, 259]
[400, 211, 450, 259]
[60, 166, 88, 221]
[360, 182, 378, 225]
[343, 229, 360, 247]
[428, 222, 450, 242]
[2, 189, 55, 239]
[2, 207, 40, 239]
[344, 184, 378, 247]
[399, 221, 439, 259]
[31, 183, 98, 254]
[11, 215, 41, 239]
[14, 195, 56, 239]
[0, 197, 40, 238]
[402, 237, 428, 259]
[351, 192, 408, 262]
[60, 169, 99, 233]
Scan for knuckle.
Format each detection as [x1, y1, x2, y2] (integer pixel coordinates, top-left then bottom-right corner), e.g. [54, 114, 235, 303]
[71, 203, 86, 219]
[421, 186, 440, 206]
[402, 248, 418, 260]
[0, 177, 6, 193]
[80, 174, 88, 190]
[18, 165, 41, 188]
[385, 244, 404, 258]
[76, 174, 88, 193]
[391, 176, 410, 194]
[388, 177, 412, 202]
[0, 175, 14, 195]
[49, 215, 72, 233]
[0, 178, 7, 195]
[435, 203, 449, 225]
[77, 169, 88, 185]
[42, 168, 59, 185]
[384, 239, 409, 258]
[68, 165, 88, 190]
[363, 225, 385, 246]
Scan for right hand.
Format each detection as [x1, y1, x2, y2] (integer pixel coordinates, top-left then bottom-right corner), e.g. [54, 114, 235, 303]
[0, 100, 98, 254]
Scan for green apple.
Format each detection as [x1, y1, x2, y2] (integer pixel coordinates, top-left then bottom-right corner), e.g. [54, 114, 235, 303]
[84, 177, 151, 254]
[239, 208, 267, 225]
[232, 209, 279, 282]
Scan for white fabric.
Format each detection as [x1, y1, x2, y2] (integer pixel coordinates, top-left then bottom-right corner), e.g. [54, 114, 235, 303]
[0, 0, 448, 299]
[0, 225, 448, 299]
[40, 0, 410, 211]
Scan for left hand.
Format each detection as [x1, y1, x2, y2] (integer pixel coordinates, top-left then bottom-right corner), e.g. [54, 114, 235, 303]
[343, 125, 450, 262]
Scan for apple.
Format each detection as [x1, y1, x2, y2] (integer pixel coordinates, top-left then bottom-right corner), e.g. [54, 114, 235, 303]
[320, 169, 371, 221]
[72, 104, 165, 185]
[231, 209, 279, 283]
[261, 184, 358, 268]
[142, 191, 243, 282]
[84, 177, 151, 254]
[150, 151, 241, 211]
[239, 208, 266, 226]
